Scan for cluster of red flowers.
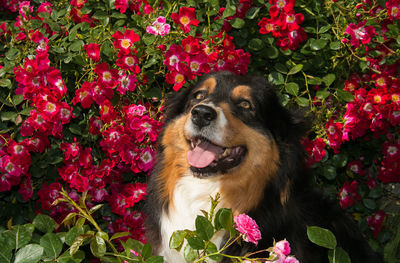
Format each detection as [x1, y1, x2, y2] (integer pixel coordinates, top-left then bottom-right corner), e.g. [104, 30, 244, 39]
[258, 0, 307, 50]
[164, 33, 250, 91]
[114, 0, 153, 15]
[302, 138, 326, 167]
[338, 180, 361, 209]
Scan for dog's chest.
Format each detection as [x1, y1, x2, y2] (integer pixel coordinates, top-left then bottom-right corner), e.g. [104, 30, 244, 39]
[159, 175, 224, 263]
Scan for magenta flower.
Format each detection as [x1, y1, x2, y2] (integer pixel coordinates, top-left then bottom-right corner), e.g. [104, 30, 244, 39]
[146, 16, 171, 36]
[273, 239, 291, 256]
[233, 214, 262, 245]
[345, 21, 376, 48]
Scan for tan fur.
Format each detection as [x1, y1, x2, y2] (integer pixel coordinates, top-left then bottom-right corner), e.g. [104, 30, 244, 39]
[194, 77, 217, 94]
[280, 179, 291, 205]
[217, 103, 280, 214]
[158, 115, 190, 207]
[232, 85, 253, 104]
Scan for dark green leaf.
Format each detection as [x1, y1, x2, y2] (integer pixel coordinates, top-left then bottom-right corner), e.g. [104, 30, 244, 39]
[206, 242, 222, 261]
[336, 89, 354, 102]
[310, 39, 328, 50]
[143, 35, 156, 45]
[288, 64, 303, 75]
[5, 48, 20, 60]
[123, 238, 144, 256]
[363, 199, 376, 210]
[0, 112, 17, 122]
[169, 230, 187, 250]
[0, 239, 12, 263]
[33, 214, 56, 233]
[248, 38, 264, 51]
[184, 244, 197, 263]
[245, 7, 260, 19]
[274, 63, 288, 74]
[328, 247, 351, 263]
[14, 244, 44, 263]
[58, 250, 85, 263]
[230, 18, 245, 29]
[322, 165, 337, 180]
[316, 90, 330, 100]
[187, 236, 204, 250]
[195, 216, 214, 241]
[40, 233, 63, 259]
[308, 76, 322, 85]
[368, 187, 383, 199]
[217, 208, 233, 232]
[265, 47, 279, 59]
[318, 25, 331, 34]
[322, 74, 336, 87]
[65, 226, 84, 246]
[331, 154, 348, 168]
[222, 5, 236, 18]
[307, 226, 337, 249]
[69, 40, 84, 52]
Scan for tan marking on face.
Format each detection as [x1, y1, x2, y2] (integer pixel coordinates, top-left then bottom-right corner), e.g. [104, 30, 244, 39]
[158, 115, 191, 206]
[194, 77, 217, 95]
[217, 103, 280, 214]
[231, 85, 253, 104]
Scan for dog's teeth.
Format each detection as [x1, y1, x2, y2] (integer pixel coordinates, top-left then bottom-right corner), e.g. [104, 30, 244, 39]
[191, 140, 195, 148]
[220, 148, 232, 158]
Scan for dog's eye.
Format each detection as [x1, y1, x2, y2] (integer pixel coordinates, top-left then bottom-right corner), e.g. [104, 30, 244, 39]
[239, 100, 252, 110]
[194, 92, 206, 101]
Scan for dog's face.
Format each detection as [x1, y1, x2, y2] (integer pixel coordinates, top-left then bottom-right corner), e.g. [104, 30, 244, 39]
[158, 71, 306, 212]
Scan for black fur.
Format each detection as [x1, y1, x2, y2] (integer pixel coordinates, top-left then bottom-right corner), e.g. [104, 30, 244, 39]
[145, 71, 382, 263]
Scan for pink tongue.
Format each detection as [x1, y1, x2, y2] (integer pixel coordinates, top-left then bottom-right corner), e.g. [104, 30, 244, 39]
[187, 141, 224, 168]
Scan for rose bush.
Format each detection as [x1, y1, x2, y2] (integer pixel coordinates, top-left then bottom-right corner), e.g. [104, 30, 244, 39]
[0, 0, 399, 262]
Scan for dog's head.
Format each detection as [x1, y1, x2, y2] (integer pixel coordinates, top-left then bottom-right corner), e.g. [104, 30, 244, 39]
[159, 71, 308, 211]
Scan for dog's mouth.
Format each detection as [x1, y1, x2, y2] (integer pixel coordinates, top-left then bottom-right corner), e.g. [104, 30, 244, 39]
[187, 137, 247, 177]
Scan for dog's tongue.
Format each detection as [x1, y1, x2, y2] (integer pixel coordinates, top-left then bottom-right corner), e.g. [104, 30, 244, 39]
[187, 140, 224, 168]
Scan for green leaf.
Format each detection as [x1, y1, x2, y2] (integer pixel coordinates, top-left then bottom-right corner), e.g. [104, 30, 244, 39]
[274, 63, 288, 74]
[146, 255, 164, 263]
[65, 226, 84, 246]
[322, 74, 336, 87]
[14, 244, 44, 263]
[265, 47, 279, 59]
[40, 233, 63, 259]
[2, 225, 32, 250]
[268, 72, 284, 85]
[0, 79, 11, 88]
[142, 243, 152, 259]
[5, 48, 20, 60]
[368, 187, 383, 199]
[308, 76, 322, 85]
[316, 90, 330, 100]
[322, 165, 337, 180]
[187, 236, 204, 250]
[363, 199, 376, 210]
[285, 82, 299, 96]
[169, 230, 187, 250]
[329, 41, 341, 50]
[336, 89, 354, 102]
[206, 242, 222, 261]
[328, 247, 351, 263]
[90, 235, 106, 257]
[110, 232, 130, 241]
[12, 95, 24, 106]
[70, 235, 90, 256]
[0, 112, 17, 122]
[295, 97, 309, 107]
[195, 216, 214, 241]
[248, 38, 264, 51]
[89, 204, 104, 215]
[245, 7, 260, 19]
[222, 5, 236, 18]
[184, 244, 197, 263]
[143, 35, 156, 45]
[0, 239, 12, 263]
[217, 208, 233, 232]
[123, 238, 144, 256]
[69, 40, 84, 52]
[318, 25, 331, 34]
[58, 250, 85, 263]
[288, 64, 303, 75]
[33, 214, 56, 233]
[310, 39, 328, 50]
[230, 18, 245, 29]
[307, 226, 337, 249]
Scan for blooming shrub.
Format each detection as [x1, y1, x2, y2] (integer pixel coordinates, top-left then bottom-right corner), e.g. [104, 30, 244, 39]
[0, 0, 400, 262]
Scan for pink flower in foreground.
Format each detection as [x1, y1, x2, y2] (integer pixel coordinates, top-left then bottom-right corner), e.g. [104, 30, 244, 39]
[273, 239, 291, 256]
[233, 214, 261, 245]
[146, 16, 171, 36]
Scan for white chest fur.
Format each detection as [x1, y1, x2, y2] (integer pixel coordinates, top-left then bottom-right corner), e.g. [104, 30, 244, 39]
[159, 175, 223, 263]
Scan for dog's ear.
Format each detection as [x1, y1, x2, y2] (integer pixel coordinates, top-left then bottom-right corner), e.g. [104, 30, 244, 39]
[164, 87, 192, 122]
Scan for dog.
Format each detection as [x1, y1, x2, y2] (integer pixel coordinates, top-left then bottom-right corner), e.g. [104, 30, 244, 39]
[144, 71, 382, 262]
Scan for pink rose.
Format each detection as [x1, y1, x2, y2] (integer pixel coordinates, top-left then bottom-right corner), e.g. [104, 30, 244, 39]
[273, 239, 291, 256]
[233, 214, 262, 245]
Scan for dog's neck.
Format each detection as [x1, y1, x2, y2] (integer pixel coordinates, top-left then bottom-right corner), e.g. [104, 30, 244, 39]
[158, 174, 226, 263]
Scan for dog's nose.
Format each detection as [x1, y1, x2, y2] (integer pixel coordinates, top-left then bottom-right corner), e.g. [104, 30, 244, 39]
[191, 105, 217, 128]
